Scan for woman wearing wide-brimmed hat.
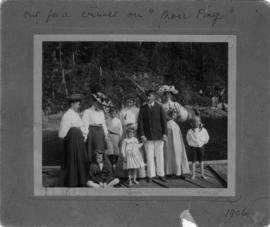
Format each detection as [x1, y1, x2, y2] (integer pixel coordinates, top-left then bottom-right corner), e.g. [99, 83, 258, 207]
[158, 85, 190, 177]
[82, 92, 110, 163]
[58, 94, 89, 187]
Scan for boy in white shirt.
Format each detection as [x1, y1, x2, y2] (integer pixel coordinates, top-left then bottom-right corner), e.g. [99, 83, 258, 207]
[186, 115, 210, 180]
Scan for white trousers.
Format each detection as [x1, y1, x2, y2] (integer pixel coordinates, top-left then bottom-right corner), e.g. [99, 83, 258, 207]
[144, 140, 165, 178]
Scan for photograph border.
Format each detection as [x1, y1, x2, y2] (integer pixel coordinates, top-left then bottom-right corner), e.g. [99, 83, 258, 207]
[34, 34, 236, 197]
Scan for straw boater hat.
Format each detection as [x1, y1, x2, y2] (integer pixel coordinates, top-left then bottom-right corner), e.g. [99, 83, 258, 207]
[92, 92, 111, 107]
[67, 93, 84, 102]
[158, 85, 178, 94]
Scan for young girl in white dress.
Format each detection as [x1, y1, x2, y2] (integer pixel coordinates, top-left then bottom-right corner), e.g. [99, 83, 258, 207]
[121, 126, 145, 186]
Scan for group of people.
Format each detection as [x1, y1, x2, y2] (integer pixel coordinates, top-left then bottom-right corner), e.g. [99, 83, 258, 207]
[58, 85, 210, 188]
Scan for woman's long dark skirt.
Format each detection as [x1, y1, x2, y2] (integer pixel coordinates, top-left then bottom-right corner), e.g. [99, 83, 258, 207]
[63, 127, 89, 187]
[87, 125, 106, 163]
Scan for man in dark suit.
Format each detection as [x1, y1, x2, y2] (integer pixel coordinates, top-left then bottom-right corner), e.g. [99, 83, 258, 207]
[137, 90, 167, 182]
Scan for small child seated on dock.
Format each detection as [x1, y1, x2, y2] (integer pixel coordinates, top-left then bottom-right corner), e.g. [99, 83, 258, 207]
[86, 150, 119, 188]
[186, 114, 210, 180]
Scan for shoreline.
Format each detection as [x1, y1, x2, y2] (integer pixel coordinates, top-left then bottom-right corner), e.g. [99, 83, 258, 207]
[42, 105, 227, 131]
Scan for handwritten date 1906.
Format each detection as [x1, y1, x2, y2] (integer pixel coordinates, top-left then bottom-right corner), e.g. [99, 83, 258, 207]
[225, 208, 249, 218]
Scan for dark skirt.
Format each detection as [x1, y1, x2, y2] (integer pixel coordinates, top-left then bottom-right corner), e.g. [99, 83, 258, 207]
[87, 125, 107, 163]
[62, 127, 89, 187]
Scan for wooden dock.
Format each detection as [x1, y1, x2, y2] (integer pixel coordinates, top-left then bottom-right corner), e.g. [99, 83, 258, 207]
[43, 161, 227, 188]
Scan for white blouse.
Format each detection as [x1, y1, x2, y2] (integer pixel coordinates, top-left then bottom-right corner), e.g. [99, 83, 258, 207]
[107, 117, 123, 136]
[82, 106, 108, 136]
[186, 128, 210, 148]
[58, 108, 88, 139]
[162, 100, 188, 122]
[120, 106, 139, 128]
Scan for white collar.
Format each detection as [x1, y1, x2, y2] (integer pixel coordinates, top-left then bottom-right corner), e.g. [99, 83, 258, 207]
[69, 108, 78, 114]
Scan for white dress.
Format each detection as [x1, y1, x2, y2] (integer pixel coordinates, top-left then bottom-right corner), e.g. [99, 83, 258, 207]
[162, 101, 190, 175]
[120, 106, 139, 131]
[165, 119, 190, 176]
[106, 117, 123, 155]
[121, 137, 145, 170]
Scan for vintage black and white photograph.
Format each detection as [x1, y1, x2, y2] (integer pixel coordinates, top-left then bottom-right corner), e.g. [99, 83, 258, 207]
[34, 35, 236, 196]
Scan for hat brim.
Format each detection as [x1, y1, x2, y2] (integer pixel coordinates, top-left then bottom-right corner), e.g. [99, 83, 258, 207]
[67, 94, 84, 101]
[126, 127, 135, 132]
[92, 94, 112, 107]
[159, 89, 178, 94]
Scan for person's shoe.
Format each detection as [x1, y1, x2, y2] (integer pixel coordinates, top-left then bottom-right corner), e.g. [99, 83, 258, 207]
[147, 177, 153, 183]
[133, 179, 139, 184]
[179, 175, 186, 180]
[201, 175, 208, 180]
[159, 176, 166, 182]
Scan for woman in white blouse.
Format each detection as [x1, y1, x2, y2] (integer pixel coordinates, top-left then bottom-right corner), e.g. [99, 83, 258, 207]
[119, 94, 140, 136]
[82, 92, 109, 163]
[158, 85, 190, 178]
[58, 94, 89, 187]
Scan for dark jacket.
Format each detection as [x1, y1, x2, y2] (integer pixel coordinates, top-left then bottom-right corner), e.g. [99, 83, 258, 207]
[89, 160, 114, 183]
[137, 101, 167, 141]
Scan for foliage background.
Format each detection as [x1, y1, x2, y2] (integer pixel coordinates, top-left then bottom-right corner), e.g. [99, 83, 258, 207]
[42, 42, 228, 114]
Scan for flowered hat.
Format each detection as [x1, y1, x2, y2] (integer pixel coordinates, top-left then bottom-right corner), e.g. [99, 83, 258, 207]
[107, 100, 114, 108]
[92, 92, 111, 107]
[67, 93, 84, 102]
[158, 85, 178, 94]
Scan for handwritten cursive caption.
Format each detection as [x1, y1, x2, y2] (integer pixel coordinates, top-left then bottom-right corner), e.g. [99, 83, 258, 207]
[225, 208, 249, 218]
[23, 6, 230, 27]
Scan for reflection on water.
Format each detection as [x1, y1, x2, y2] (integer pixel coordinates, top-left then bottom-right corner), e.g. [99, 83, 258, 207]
[42, 117, 228, 166]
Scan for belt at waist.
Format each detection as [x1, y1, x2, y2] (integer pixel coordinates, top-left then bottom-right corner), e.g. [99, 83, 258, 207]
[108, 130, 120, 135]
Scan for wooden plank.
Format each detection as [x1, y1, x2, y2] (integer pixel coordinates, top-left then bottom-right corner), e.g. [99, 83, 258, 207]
[120, 179, 163, 188]
[184, 178, 207, 188]
[186, 163, 226, 188]
[184, 170, 224, 188]
[208, 164, 227, 182]
[42, 166, 226, 188]
[43, 168, 61, 187]
[152, 179, 169, 188]
[194, 167, 224, 187]
[207, 164, 227, 187]
[161, 176, 199, 188]
[117, 182, 128, 188]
